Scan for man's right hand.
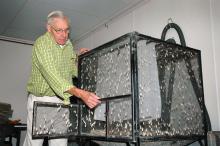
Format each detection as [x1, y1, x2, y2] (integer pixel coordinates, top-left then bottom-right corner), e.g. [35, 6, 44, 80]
[79, 90, 101, 108]
[67, 87, 101, 109]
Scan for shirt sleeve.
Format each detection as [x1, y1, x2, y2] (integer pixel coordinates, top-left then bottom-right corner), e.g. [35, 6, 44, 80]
[33, 39, 74, 104]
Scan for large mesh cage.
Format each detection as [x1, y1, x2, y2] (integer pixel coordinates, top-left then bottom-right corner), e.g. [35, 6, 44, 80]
[32, 32, 207, 145]
[78, 32, 207, 144]
[32, 101, 78, 139]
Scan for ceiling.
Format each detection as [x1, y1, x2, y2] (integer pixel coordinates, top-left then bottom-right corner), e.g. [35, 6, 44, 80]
[0, 0, 144, 43]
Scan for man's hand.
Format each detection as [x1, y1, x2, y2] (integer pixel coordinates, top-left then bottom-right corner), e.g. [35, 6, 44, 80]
[67, 87, 101, 109]
[79, 48, 89, 55]
[79, 90, 101, 109]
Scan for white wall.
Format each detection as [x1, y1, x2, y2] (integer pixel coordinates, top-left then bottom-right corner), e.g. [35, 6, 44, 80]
[75, 0, 220, 130]
[211, 0, 220, 130]
[0, 40, 32, 145]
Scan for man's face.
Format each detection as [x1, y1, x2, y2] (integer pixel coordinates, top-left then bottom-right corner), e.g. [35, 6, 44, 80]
[47, 17, 70, 45]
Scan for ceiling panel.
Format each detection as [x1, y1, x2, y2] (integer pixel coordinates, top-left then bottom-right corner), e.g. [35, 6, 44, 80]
[0, 0, 144, 42]
[0, 0, 27, 33]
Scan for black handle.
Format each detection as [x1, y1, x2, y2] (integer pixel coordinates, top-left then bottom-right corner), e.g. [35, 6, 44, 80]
[161, 22, 186, 46]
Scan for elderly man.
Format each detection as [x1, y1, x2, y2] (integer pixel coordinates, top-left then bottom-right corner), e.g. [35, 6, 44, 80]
[23, 10, 101, 146]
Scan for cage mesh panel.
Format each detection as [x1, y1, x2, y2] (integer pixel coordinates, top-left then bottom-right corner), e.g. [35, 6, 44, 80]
[81, 103, 106, 136]
[137, 39, 204, 138]
[32, 102, 78, 138]
[95, 44, 131, 98]
[80, 38, 131, 98]
[108, 97, 132, 138]
[137, 40, 162, 121]
[79, 37, 132, 137]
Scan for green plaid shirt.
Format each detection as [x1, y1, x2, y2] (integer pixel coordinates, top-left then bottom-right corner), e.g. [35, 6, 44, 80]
[27, 32, 77, 104]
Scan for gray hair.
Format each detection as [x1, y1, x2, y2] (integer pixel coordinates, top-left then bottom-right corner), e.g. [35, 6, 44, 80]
[47, 10, 70, 25]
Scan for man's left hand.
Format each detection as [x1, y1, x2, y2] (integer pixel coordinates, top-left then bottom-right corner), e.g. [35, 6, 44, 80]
[79, 48, 89, 55]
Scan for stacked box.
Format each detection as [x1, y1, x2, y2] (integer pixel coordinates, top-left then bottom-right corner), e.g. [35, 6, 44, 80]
[0, 102, 13, 124]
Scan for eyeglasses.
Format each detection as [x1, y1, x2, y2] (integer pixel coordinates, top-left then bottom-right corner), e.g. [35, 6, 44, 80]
[50, 25, 70, 34]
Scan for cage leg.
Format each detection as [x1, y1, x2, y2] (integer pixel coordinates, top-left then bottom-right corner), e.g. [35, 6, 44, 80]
[198, 140, 204, 146]
[76, 138, 89, 146]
